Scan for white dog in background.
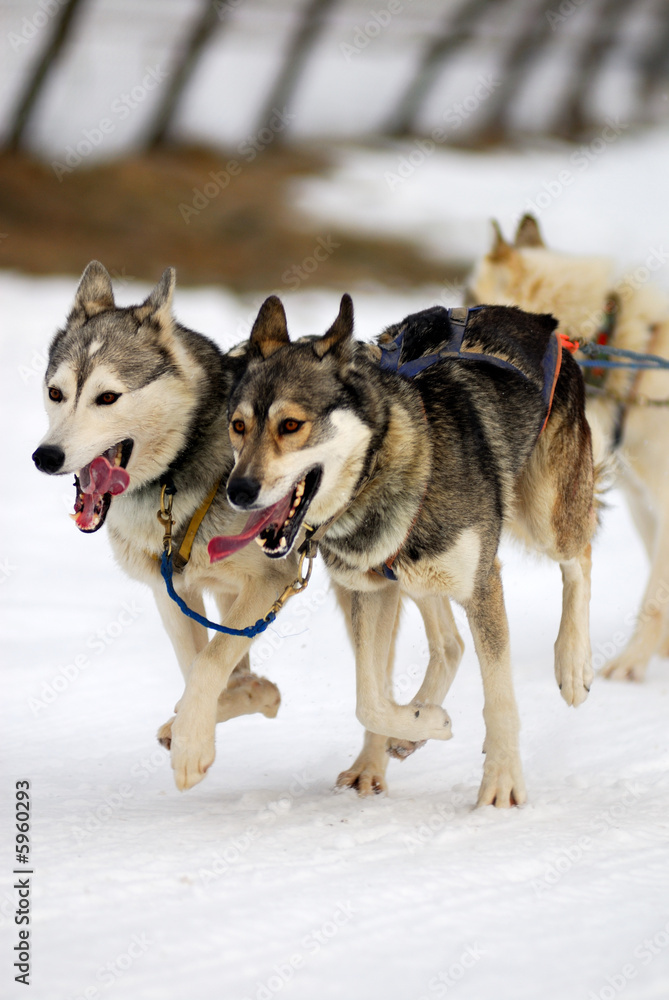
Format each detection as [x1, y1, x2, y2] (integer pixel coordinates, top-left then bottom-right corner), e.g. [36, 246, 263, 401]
[470, 214, 669, 681]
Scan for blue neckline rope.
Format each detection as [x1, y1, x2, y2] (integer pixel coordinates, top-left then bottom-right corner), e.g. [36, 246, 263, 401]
[578, 343, 669, 370]
[160, 549, 275, 637]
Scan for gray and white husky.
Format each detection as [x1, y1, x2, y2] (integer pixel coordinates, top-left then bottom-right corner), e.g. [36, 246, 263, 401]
[204, 295, 599, 807]
[31, 262, 296, 790]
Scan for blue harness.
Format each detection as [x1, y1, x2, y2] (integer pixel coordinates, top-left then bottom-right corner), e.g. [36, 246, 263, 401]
[377, 305, 562, 414]
[373, 306, 563, 581]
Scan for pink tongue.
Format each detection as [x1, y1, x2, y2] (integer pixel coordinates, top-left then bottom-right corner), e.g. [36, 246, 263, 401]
[81, 456, 130, 497]
[74, 493, 101, 531]
[208, 491, 293, 563]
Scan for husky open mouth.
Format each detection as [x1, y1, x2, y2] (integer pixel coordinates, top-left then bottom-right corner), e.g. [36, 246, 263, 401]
[72, 439, 133, 533]
[209, 467, 322, 562]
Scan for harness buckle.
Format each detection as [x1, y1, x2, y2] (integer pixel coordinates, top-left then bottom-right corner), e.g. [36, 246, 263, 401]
[265, 525, 317, 620]
[157, 484, 175, 557]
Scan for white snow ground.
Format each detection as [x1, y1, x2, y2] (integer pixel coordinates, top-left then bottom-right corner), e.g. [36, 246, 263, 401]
[3, 134, 669, 1000]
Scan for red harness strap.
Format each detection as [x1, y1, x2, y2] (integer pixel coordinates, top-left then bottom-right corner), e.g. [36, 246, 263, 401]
[538, 331, 577, 435]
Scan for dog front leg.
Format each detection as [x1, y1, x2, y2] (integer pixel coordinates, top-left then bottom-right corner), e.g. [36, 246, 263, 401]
[352, 587, 453, 743]
[386, 595, 464, 760]
[152, 580, 208, 679]
[465, 560, 526, 808]
[153, 586, 279, 750]
[157, 657, 281, 750]
[169, 579, 281, 790]
[411, 595, 464, 703]
[211, 592, 280, 722]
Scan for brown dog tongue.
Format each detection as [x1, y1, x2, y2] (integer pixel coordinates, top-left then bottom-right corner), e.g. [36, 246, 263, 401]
[208, 491, 293, 563]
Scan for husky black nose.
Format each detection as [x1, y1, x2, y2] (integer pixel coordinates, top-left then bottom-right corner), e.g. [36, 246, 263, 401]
[227, 477, 261, 508]
[32, 445, 65, 474]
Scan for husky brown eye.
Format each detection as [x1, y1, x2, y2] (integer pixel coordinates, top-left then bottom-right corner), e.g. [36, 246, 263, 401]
[231, 419, 245, 435]
[280, 418, 303, 435]
[96, 391, 120, 406]
[48, 387, 62, 402]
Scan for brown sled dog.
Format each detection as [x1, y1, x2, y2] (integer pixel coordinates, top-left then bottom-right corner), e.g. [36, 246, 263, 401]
[470, 215, 669, 681]
[200, 296, 598, 807]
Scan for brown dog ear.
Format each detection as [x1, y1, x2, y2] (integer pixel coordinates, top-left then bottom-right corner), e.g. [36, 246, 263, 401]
[515, 214, 545, 248]
[250, 295, 290, 358]
[70, 261, 115, 321]
[313, 294, 354, 359]
[488, 220, 512, 261]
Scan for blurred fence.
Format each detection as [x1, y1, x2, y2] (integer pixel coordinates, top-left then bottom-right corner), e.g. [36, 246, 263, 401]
[1, 0, 667, 158]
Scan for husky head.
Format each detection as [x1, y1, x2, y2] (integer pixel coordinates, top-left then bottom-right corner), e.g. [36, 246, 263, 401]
[209, 294, 373, 562]
[469, 215, 614, 339]
[32, 262, 199, 532]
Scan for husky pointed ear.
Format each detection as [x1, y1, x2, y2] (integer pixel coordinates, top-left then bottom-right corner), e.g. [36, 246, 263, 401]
[313, 294, 354, 360]
[250, 295, 290, 359]
[135, 267, 176, 326]
[70, 261, 115, 321]
[488, 220, 512, 261]
[515, 214, 545, 248]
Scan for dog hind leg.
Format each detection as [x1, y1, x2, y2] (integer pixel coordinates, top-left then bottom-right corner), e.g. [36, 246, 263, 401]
[601, 524, 669, 680]
[602, 456, 669, 678]
[554, 546, 593, 705]
[511, 390, 596, 706]
[618, 465, 657, 561]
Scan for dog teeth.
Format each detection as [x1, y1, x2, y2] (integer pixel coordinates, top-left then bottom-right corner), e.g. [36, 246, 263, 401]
[278, 537, 287, 549]
[294, 480, 305, 498]
[254, 536, 266, 549]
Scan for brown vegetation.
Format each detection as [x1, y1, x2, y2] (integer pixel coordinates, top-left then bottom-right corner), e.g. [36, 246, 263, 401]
[0, 145, 466, 290]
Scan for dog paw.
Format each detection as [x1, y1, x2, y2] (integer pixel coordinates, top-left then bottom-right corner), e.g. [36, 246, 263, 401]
[406, 702, 453, 741]
[218, 673, 281, 722]
[157, 717, 175, 750]
[386, 738, 427, 760]
[600, 656, 647, 683]
[476, 754, 526, 809]
[335, 763, 387, 797]
[256, 680, 281, 718]
[170, 733, 215, 791]
[359, 702, 451, 744]
[555, 655, 593, 707]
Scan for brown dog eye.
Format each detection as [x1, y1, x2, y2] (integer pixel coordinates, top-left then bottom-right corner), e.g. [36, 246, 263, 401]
[280, 418, 303, 434]
[96, 391, 120, 405]
[232, 419, 245, 435]
[48, 387, 63, 402]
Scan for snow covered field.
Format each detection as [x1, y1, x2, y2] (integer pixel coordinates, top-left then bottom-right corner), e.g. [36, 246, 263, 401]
[3, 133, 669, 1000]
